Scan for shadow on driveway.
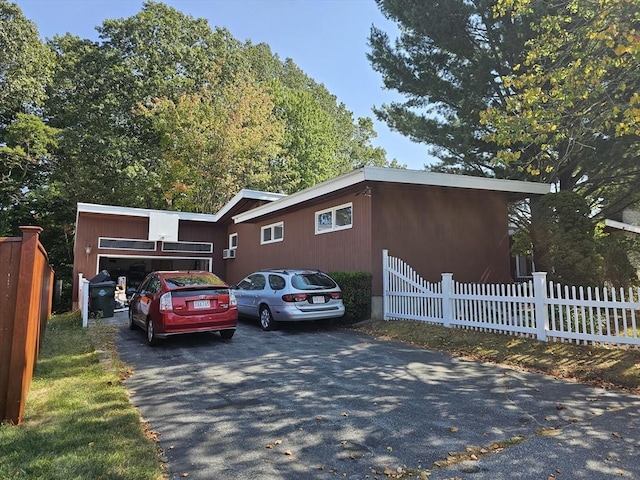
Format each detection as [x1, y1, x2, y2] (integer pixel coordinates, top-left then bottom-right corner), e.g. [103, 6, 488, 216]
[113, 316, 640, 480]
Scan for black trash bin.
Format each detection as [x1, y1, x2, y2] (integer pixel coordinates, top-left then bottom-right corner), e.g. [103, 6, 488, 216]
[89, 281, 116, 318]
[89, 270, 111, 284]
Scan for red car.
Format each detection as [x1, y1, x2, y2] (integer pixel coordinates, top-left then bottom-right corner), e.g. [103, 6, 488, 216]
[128, 271, 238, 345]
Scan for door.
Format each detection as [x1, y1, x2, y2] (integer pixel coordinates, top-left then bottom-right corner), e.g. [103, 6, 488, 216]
[234, 273, 266, 318]
[130, 275, 160, 326]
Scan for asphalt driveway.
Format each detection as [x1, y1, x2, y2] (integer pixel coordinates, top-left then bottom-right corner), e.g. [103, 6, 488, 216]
[113, 316, 640, 479]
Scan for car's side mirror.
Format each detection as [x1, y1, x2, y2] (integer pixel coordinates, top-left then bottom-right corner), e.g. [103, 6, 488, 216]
[230, 284, 238, 290]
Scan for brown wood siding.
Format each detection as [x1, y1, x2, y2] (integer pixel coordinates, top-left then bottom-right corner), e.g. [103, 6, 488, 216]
[73, 213, 226, 305]
[370, 184, 512, 294]
[177, 220, 228, 279]
[225, 191, 373, 285]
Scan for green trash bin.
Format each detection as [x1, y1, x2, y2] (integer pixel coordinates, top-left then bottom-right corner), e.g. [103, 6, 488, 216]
[89, 281, 116, 318]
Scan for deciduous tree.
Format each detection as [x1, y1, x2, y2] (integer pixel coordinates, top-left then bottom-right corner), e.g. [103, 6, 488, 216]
[482, 0, 640, 216]
[138, 67, 285, 212]
[0, 0, 55, 235]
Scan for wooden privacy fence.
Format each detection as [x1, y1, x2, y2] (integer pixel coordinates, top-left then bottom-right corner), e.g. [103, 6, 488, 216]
[382, 250, 640, 350]
[0, 227, 54, 424]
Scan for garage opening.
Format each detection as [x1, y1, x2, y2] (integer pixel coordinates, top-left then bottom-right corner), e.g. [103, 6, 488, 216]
[97, 254, 212, 295]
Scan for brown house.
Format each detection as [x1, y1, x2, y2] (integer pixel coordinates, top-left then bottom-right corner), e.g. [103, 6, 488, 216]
[73, 167, 550, 317]
[72, 190, 284, 309]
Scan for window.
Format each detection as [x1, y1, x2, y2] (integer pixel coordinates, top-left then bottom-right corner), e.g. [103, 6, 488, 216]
[162, 241, 213, 253]
[315, 202, 353, 234]
[142, 276, 161, 294]
[229, 233, 238, 250]
[261, 221, 284, 245]
[268, 274, 286, 291]
[238, 273, 266, 291]
[99, 237, 156, 251]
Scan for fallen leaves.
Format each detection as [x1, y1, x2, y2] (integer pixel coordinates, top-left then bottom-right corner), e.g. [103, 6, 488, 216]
[434, 436, 527, 468]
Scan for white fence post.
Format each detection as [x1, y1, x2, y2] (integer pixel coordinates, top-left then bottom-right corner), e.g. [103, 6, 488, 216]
[382, 249, 389, 320]
[441, 273, 453, 328]
[80, 276, 90, 328]
[533, 272, 548, 341]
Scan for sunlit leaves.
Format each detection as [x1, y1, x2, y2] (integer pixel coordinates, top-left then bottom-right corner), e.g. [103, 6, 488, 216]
[139, 66, 285, 213]
[0, 0, 54, 124]
[484, 0, 640, 184]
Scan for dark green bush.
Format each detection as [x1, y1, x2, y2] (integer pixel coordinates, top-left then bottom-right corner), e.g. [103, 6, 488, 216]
[329, 271, 372, 324]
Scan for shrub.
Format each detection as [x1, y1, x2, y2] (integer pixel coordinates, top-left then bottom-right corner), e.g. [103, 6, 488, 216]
[329, 271, 372, 324]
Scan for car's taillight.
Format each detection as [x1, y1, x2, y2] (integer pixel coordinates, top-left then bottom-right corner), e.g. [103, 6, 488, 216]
[229, 289, 237, 307]
[282, 293, 308, 302]
[330, 292, 343, 300]
[159, 292, 173, 312]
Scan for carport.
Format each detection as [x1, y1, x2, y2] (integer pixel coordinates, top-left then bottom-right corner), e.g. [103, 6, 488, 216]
[72, 190, 285, 310]
[72, 203, 222, 309]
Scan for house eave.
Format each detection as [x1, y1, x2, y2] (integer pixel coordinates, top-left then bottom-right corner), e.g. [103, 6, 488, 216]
[604, 219, 640, 235]
[233, 166, 552, 224]
[214, 189, 287, 221]
[77, 202, 219, 222]
[76, 188, 287, 226]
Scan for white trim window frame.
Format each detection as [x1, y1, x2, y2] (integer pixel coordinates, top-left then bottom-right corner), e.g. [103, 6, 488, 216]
[98, 237, 157, 251]
[260, 221, 284, 245]
[161, 241, 213, 253]
[315, 202, 353, 235]
[229, 233, 238, 250]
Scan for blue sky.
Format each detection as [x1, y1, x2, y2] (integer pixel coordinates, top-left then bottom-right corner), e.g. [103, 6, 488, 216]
[15, 0, 436, 170]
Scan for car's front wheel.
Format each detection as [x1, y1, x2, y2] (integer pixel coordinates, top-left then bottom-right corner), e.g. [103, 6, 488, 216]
[146, 317, 158, 346]
[260, 306, 276, 331]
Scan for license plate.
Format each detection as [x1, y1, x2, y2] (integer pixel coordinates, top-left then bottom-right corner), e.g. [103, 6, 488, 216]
[193, 299, 210, 309]
[312, 296, 325, 304]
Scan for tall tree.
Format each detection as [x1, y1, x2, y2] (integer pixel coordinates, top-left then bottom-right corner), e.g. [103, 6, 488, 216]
[46, 2, 234, 210]
[47, 2, 391, 213]
[0, 0, 54, 126]
[367, 0, 543, 173]
[483, 0, 640, 216]
[0, 0, 55, 235]
[138, 67, 285, 212]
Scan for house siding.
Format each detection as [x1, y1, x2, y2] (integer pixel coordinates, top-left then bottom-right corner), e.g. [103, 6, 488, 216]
[225, 189, 372, 284]
[370, 183, 512, 295]
[73, 213, 226, 307]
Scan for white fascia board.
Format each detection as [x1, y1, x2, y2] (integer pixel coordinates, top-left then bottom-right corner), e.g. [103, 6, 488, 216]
[76, 202, 218, 223]
[362, 166, 552, 195]
[233, 166, 551, 223]
[605, 219, 640, 235]
[233, 169, 366, 223]
[214, 189, 287, 219]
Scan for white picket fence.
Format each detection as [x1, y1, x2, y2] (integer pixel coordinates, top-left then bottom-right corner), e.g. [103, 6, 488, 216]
[382, 250, 640, 350]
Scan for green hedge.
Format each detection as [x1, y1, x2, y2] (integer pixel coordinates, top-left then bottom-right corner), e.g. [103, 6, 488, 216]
[328, 271, 372, 324]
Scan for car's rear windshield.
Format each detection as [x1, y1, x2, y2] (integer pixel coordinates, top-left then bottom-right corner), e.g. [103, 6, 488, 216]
[291, 272, 337, 290]
[164, 274, 226, 288]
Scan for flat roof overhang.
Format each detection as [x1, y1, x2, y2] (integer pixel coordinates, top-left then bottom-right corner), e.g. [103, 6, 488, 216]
[233, 166, 552, 224]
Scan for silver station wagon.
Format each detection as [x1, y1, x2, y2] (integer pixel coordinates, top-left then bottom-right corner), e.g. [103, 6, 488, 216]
[232, 269, 345, 330]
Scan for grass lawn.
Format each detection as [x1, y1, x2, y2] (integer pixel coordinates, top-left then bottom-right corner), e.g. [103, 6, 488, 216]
[0, 311, 163, 480]
[354, 319, 640, 393]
